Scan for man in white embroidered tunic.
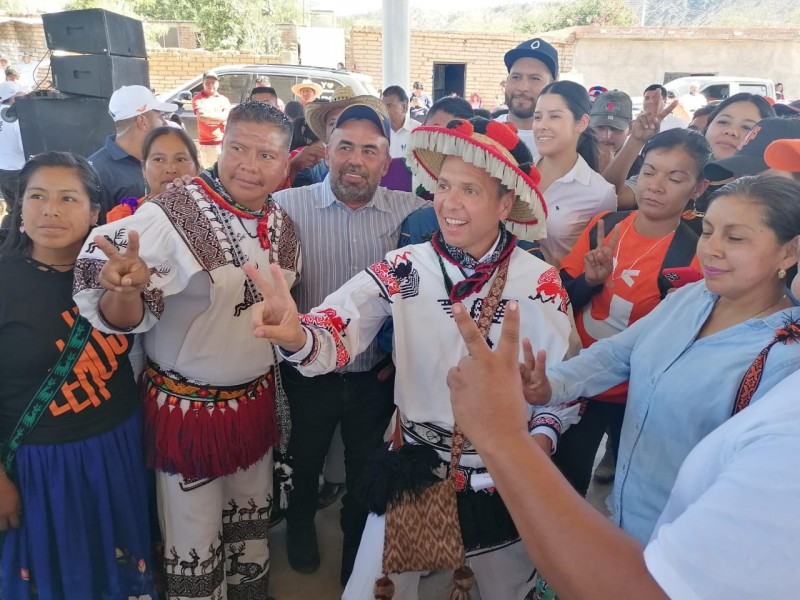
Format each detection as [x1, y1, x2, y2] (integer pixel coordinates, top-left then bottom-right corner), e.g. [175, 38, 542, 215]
[73, 102, 301, 600]
[243, 117, 581, 599]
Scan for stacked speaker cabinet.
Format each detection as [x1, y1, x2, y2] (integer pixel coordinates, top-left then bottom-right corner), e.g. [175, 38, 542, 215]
[19, 9, 149, 157]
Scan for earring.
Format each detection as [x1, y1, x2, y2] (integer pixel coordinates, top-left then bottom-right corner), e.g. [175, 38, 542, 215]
[19, 220, 24, 234]
[778, 268, 787, 279]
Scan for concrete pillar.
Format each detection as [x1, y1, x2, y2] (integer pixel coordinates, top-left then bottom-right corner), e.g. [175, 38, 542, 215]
[382, 0, 409, 92]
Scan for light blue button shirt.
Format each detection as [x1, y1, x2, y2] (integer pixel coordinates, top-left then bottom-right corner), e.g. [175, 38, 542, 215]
[547, 281, 800, 544]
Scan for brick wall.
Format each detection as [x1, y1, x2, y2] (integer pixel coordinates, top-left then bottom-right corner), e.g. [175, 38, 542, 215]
[348, 26, 570, 110]
[347, 25, 800, 108]
[0, 20, 281, 95]
[0, 19, 51, 84]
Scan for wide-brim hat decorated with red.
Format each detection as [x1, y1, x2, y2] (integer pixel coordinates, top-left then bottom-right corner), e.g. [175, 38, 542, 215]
[407, 117, 548, 241]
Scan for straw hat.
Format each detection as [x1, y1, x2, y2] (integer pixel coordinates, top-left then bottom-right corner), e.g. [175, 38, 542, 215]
[408, 117, 548, 241]
[305, 86, 388, 142]
[291, 78, 323, 98]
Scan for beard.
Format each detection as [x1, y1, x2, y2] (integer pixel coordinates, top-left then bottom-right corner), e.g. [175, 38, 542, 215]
[506, 92, 536, 120]
[330, 166, 379, 205]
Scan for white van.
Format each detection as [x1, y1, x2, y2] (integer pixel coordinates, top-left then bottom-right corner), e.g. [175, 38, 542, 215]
[666, 76, 775, 102]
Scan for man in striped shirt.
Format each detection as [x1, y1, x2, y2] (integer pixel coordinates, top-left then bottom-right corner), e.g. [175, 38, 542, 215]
[272, 103, 427, 586]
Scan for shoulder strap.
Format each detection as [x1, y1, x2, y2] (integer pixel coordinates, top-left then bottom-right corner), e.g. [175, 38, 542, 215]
[450, 256, 511, 478]
[589, 211, 632, 249]
[3, 315, 93, 475]
[656, 221, 700, 299]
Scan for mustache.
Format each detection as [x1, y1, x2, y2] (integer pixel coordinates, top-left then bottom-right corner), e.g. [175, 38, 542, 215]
[340, 167, 369, 179]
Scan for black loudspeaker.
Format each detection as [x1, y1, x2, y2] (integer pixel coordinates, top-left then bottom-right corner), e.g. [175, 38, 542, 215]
[51, 55, 149, 99]
[42, 9, 147, 58]
[15, 94, 115, 159]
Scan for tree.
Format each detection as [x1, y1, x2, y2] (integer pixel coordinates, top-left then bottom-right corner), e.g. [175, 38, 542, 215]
[135, 0, 300, 52]
[523, 0, 637, 33]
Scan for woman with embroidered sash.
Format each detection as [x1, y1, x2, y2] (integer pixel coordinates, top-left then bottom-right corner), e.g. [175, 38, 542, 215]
[73, 103, 301, 600]
[522, 175, 800, 549]
[0, 152, 155, 599]
[244, 117, 582, 599]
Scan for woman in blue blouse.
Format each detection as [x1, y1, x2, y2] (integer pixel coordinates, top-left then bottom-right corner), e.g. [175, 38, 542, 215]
[522, 175, 800, 544]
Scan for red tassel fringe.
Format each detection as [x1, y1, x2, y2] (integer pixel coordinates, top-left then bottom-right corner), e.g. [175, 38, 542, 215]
[143, 378, 279, 479]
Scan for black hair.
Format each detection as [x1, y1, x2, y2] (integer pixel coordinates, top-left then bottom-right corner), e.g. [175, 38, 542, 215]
[250, 86, 277, 100]
[708, 175, 800, 243]
[283, 100, 304, 120]
[641, 128, 712, 182]
[226, 101, 292, 148]
[539, 80, 599, 171]
[142, 126, 200, 171]
[644, 84, 667, 100]
[704, 93, 776, 135]
[692, 104, 716, 119]
[473, 108, 492, 119]
[426, 97, 474, 123]
[382, 85, 409, 105]
[0, 152, 101, 260]
[290, 117, 320, 151]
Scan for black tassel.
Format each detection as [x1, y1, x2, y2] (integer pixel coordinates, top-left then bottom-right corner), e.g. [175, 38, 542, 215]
[357, 443, 443, 515]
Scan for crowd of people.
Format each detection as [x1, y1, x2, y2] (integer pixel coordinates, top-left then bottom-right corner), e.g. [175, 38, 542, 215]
[1, 33, 800, 600]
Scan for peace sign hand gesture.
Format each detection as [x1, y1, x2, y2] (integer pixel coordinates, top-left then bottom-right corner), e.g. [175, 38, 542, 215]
[95, 230, 150, 294]
[584, 219, 621, 287]
[243, 262, 307, 352]
[631, 99, 679, 143]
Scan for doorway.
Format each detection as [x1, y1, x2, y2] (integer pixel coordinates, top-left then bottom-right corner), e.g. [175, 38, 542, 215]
[433, 63, 466, 102]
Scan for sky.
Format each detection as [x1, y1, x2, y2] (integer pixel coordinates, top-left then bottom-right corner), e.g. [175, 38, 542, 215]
[311, 0, 533, 14]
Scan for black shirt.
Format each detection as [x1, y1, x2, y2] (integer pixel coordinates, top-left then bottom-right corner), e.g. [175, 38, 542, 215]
[87, 135, 145, 221]
[0, 258, 140, 445]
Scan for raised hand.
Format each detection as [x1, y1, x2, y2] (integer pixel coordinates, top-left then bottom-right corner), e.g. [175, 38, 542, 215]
[447, 301, 528, 446]
[630, 99, 678, 143]
[164, 174, 196, 192]
[243, 262, 306, 352]
[520, 338, 552, 406]
[95, 230, 150, 294]
[584, 219, 621, 287]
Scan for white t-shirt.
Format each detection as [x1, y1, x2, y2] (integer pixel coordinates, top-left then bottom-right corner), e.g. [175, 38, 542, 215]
[643, 368, 800, 599]
[390, 115, 422, 159]
[535, 154, 617, 266]
[680, 93, 706, 115]
[659, 113, 688, 131]
[16, 60, 37, 91]
[493, 112, 537, 157]
[0, 110, 25, 170]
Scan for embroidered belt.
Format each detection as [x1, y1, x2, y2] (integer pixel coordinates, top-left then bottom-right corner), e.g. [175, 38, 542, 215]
[400, 415, 477, 455]
[144, 361, 273, 404]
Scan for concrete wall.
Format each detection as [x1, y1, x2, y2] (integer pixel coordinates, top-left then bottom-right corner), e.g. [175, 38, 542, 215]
[569, 29, 800, 97]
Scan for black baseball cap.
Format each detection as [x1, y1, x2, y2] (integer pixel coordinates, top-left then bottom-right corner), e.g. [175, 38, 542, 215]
[704, 117, 800, 180]
[504, 38, 559, 79]
[335, 103, 392, 139]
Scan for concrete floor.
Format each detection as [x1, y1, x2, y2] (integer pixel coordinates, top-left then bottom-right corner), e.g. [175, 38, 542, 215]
[268, 442, 613, 600]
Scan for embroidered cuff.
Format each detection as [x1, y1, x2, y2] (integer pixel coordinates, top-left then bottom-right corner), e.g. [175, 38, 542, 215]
[279, 327, 316, 364]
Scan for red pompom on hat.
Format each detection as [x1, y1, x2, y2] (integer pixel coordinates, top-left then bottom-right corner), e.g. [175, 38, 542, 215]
[485, 120, 518, 151]
[407, 117, 548, 242]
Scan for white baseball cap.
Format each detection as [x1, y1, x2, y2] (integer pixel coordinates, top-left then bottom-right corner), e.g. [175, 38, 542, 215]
[0, 81, 21, 103]
[108, 85, 178, 122]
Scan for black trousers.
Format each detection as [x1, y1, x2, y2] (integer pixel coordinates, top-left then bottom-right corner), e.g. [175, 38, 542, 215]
[281, 360, 395, 556]
[552, 399, 625, 497]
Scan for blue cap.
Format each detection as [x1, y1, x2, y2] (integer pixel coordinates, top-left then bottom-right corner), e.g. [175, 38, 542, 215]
[504, 38, 559, 79]
[334, 103, 392, 140]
